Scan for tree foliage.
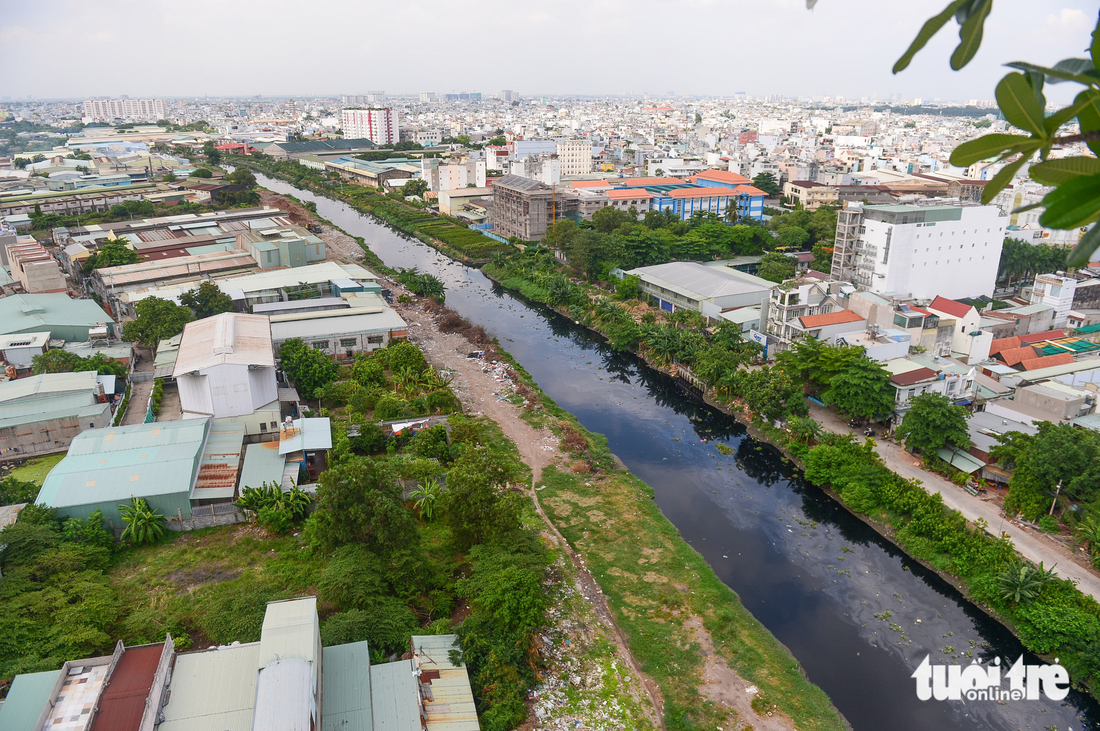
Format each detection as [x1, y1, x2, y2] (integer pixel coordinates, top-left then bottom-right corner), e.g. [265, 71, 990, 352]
[752, 171, 782, 196]
[122, 296, 194, 348]
[896, 392, 970, 455]
[82, 239, 139, 272]
[279, 338, 339, 399]
[31, 349, 127, 378]
[118, 498, 166, 544]
[823, 356, 896, 420]
[756, 251, 797, 283]
[395, 268, 446, 300]
[307, 457, 420, 554]
[179, 281, 235, 320]
[995, 422, 1100, 519]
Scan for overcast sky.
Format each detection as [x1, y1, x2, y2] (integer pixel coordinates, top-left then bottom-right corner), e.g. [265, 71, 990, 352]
[0, 0, 1096, 103]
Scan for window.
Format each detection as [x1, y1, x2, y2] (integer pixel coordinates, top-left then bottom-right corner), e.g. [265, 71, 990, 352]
[312, 340, 330, 350]
[367, 335, 384, 344]
[339, 338, 357, 347]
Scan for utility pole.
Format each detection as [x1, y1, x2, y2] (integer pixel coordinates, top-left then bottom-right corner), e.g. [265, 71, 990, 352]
[1049, 479, 1062, 516]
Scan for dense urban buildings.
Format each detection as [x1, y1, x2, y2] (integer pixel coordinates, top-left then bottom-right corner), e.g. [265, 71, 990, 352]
[82, 98, 168, 122]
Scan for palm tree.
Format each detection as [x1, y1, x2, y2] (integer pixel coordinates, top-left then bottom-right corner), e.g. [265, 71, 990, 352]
[411, 479, 442, 522]
[119, 497, 167, 544]
[789, 415, 824, 445]
[1076, 516, 1100, 561]
[997, 560, 1058, 605]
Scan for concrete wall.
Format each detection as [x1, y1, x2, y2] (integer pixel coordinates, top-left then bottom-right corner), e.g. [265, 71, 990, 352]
[0, 405, 111, 458]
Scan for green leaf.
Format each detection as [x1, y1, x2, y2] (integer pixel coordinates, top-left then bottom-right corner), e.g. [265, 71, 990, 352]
[1011, 202, 1044, 215]
[950, 133, 1025, 166]
[1039, 174, 1100, 229]
[996, 73, 1049, 137]
[981, 156, 1028, 204]
[1073, 89, 1100, 157]
[1006, 58, 1100, 85]
[893, 0, 968, 74]
[1030, 158, 1100, 186]
[1045, 96, 1095, 136]
[950, 0, 992, 70]
[1092, 19, 1100, 73]
[1066, 222, 1100, 268]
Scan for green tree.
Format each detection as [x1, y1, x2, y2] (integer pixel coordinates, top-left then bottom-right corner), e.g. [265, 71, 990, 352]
[307, 456, 419, 554]
[443, 445, 521, 550]
[411, 479, 442, 521]
[82, 239, 139, 271]
[189, 167, 214, 178]
[776, 226, 810, 250]
[225, 167, 256, 187]
[823, 357, 896, 421]
[31, 349, 126, 378]
[179, 281, 235, 319]
[0, 476, 40, 506]
[999, 422, 1100, 519]
[202, 140, 221, 165]
[122, 296, 195, 348]
[752, 171, 782, 196]
[591, 205, 632, 234]
[401, 178, 429, 197]
[756, 251, 797, 283]
[997, 560, 1058, 606]
[896, 392, 970, 455]
[891, 3, 1100, 266]
[279, 338, 339, 399]
[395, 268, 446, 300]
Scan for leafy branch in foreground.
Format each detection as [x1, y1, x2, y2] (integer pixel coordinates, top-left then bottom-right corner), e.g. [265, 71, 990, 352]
[889, 1, 1100, 266]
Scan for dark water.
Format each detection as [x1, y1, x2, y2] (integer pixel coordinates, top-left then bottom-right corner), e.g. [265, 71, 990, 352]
[254, 173, 1100, 731]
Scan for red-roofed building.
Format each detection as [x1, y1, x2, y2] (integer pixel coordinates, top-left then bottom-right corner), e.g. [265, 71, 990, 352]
[1019, 329, 1066, 344]
[692, 169, 753, 187]
[997, 346, 1038, 367]
[616, 176, 683, 188]
[927, 296, 991, 365]
[1019, 353, 1076, 370]
[988, 336, 1022, 357]
[928, 296, 972, 320]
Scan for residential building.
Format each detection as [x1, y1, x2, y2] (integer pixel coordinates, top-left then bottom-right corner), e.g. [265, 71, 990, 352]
[626, 261, 772, 313]
[173, 313, 280, 434]
[236, 226, 326, 269]
[489, 174, 579, 241]
[0, 596, 479, 731]
[0, 182, 168, 217]
[342, 107, 400, 145]
[421, 157, 487, 191]
[82, 98, 168, 122]
[45, 173, 131, 191]
[0, 293, 114, 342]
[1029, 273, 1100, 329]
[556, 139, 593, 176]
[5, 237, 66, 293]
[0, 371, 112, 459]
[766, 278, 853, 351]
[925, 295, 992, 364]
[829, 203, 1006, 300]
[438, 187, 492, 217]
[886, 356, 977, 415]
[783, 180, 837, 210]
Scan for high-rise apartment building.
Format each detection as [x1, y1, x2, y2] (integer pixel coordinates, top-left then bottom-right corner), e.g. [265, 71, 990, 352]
[830, 203, 1006, 300]
[82, 98, 168, 122]
[341, 108, 400, 145]
[342, 92, 385, 105]
[419, 91, 438, 103]
[500, 90, 520, 102]
[555, 139, 592, 177]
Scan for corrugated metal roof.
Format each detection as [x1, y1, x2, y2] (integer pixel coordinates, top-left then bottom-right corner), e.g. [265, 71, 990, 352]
[0, 391, 109, 430]
[37, 418, 209, 511]
[172, 313, 274, 376]
[0, 331, 50, 349]
[259, 597, 320, 669]
[88, 643, 165, 731]
[159, 644, 260, 731]
[412, 635, 479, 731]
[252, 659, 314, 731]
[279, 418, 332, 455]
[0, 669, 61, 731]
[269, 308, 408, 343]
[322, 641, 373, 731]
[192, 421, 245, 499]
[239, 441, 287, 492]
[218, 261, 377, 295]
[0, 370, 98, 403]
[369, 660, 421, 731]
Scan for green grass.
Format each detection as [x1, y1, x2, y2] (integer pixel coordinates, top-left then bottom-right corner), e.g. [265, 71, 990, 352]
[10, 454, 65, 485]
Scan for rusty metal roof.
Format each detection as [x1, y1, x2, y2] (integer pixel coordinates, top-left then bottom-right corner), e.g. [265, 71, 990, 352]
[89, 644, 165, 731]
[192, 421, 245, 500]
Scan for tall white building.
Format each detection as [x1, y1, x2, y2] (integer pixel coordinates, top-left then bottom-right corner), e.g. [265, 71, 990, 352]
[556, 139, 592, 177]
[342, 107, 400, 145]
[82, 98, 168, 122]
[831, 203, 1006, 300]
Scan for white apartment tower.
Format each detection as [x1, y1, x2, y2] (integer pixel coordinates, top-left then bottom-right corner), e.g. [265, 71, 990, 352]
[555, 139, 593, 177]
[82, 98, 168, 122]
[342, 107, 400, 145]
[831, 203, 1006, 300]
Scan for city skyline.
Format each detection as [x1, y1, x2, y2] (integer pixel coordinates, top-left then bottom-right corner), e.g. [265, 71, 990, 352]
[0, 0, 1093, 104]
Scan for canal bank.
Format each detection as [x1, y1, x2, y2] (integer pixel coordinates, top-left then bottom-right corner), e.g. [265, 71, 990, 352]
[246, 168, 1100, 731]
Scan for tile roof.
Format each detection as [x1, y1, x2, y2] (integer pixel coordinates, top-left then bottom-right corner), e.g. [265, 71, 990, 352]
[998, 346, 1038, 366]
[988, 336, 1021, 356]
[734, 185, 768, 196]
[616, 176, 683, 187]
[667, 186, 742, 198]
[929, 295, 973, 319]
[1019, 353, 1076, 370]
[694, 169, 752, 186]
[890, 367, 939, 386]
[798, 309, 865, 329]
[607, 188, 652, 200]
[1019, 329, 1066, 344]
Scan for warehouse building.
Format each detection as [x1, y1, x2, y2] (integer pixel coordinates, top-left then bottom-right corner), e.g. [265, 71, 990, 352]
[269, 302, 409, 360]
[236, 225, 326, 269]
[625, 261, 773, 313]
[35, 418, 217, 525]
[0, 371, 112, 458]
[0, 293, 114, 342]
[0, 596, 479, 731]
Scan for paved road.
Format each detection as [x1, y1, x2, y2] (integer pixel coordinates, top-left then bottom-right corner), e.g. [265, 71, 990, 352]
[808, 403, 1100, 603]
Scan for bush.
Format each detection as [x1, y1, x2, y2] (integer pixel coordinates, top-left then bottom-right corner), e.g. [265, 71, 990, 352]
[374, 393, 410, 421]
[319, 601, 418, 655]
[350, 423, 388, 454]
[1038, 515, 1061, 534]
[407, 425, 451, 462]
[257, 505, 294, 534]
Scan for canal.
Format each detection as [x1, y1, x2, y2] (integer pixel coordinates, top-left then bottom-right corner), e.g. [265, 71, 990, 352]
[253, 172, 1100, 731]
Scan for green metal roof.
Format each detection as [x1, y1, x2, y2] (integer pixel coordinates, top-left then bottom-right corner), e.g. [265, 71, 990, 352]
[1034, 338, 1100, 356]
[0, 670, 60, 731]
[937, 447, 984, 474]
[239, 442, 287, 492]
[0, 294, 113, 341]
[369, 660, 421, 731]
[159, 644, 261, 731]
[0, 371, 98, 404]
[37, 418, 209, 517]
[0, 391, 109, 430]
[1075, 323, 1100, 334]
[258, 597, 320, 670]
[322, 641, 373, 731]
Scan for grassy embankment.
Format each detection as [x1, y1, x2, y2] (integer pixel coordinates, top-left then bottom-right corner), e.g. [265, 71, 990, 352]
[228, 155, 513, 264]
[494, 348, 849, 731]
[8, 454, 65, 485]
